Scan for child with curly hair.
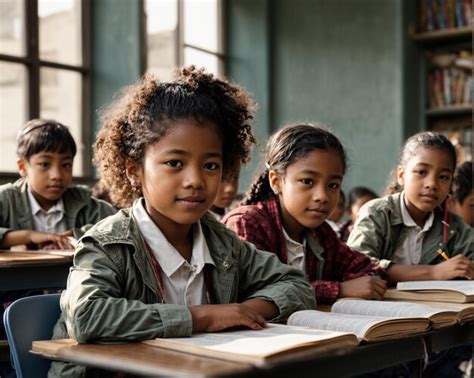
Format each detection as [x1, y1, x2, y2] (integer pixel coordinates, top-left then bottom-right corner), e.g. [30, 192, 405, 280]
[49, 67, 315, 377]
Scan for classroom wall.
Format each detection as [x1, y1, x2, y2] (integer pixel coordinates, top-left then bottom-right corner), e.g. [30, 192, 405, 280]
[90, 0, 142, 139]
[226, 0, 420, 195]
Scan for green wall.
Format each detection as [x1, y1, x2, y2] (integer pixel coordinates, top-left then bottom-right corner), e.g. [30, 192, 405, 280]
[226, 0, 420, 195]
[90, 0, 142, 140]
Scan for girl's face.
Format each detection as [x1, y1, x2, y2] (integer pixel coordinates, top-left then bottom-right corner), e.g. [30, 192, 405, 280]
[132, 119, 223, 237]
[348, 195, 377, 224]
[270, 149, 344, 241]
[213, 167, 240, 210]
[397, 147, 453, 224]
[18, 151, 74, 210]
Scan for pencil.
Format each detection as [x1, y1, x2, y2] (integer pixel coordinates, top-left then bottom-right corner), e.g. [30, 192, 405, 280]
[437, 249, 449, 261]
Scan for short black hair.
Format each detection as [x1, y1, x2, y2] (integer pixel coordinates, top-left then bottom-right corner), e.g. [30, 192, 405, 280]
[17, 119, 77, 160]
[451, 161, 472, 204]
[347, 186, 378, 208]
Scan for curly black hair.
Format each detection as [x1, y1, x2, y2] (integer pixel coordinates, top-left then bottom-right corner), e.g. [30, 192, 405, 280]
[241, 123, 347, 206]
[94, 66, 256, 208]
[451, 161, 472, 204]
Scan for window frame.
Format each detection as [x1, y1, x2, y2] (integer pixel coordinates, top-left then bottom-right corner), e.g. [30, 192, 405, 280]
[142, 0, 225, 77]
[0, 0, 91, 179]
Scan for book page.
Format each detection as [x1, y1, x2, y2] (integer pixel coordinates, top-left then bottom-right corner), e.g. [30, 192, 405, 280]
[147, 324, 355, 360]
[332, 299, 453, 318]
[287, 310, 392, 340]
[397, 281, 474, 295]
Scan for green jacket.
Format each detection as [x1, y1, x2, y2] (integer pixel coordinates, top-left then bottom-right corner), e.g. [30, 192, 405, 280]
[49, 207, 315, 377]
[347, 192, 473, 269]
[0, 179, 116, 242]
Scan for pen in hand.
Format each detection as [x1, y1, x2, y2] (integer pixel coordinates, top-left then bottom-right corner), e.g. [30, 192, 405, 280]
[437, 249, 450, 261]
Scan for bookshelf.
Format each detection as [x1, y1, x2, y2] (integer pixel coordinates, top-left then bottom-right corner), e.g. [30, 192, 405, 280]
[411, 1, 473, 162]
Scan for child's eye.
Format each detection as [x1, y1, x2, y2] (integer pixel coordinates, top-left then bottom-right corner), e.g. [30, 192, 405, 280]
[205, 162, 220, 171]
[38, 162, 49, 168]
[414, 170, 426, 176]
[63, 163, 73, 169]
[300, 178, 313, 185]
[165, 160, 183, 168]
[328, 182, 340, 190]
[439, 175, 451, 181]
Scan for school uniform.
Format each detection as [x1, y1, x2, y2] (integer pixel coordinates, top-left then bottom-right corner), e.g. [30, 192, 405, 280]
[347, 192, 473, 267]
[0, 178, 117, 242]
[222, 196, 386, 304]
[49, 200, 315, 377]
[347, 192, 473, 378]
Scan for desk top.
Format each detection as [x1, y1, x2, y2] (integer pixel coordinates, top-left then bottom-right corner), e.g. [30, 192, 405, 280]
[0, 251, 73, 268]
[33, 339, 253, 377]
[32, 322, 474, 378]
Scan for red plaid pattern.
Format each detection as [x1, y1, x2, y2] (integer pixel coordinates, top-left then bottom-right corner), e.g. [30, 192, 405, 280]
[222, 197, 386, 304]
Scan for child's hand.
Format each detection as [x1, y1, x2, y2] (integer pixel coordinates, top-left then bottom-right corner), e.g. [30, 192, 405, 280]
[432, 254, 474, 280]
[189, 304, 267, 333]
[339, 276, 387, 300]
[29, 231, 75, 250]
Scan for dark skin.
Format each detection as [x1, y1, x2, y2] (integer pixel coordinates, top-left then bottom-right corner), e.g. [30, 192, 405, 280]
[126, 121, 280, 333]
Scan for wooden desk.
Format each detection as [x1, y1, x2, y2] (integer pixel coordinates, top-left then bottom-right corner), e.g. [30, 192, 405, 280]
[0, 251, 73, 291]
[32, 322, 474, 377]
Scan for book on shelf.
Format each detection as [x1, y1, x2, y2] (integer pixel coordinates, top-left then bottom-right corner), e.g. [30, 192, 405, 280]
[143, 323, 358, 366]
[287, 299, 430, 343]
[384, 281, 474, 303]
[419, 0, 472, 32]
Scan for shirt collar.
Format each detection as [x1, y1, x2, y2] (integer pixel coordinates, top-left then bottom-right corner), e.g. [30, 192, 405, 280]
[400, 191, 434, 231]
[132, 198, 214, 277]
[27, 187, 65, 215]
[282, 227, 307, 248]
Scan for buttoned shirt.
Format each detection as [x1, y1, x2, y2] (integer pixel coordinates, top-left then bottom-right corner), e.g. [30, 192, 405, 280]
[282, 227, 306, 271]
[392, 192, 434, 264]
[133, 199, 214, 306]
[223, 197, 386, 304]
[27, 188, 67, 233]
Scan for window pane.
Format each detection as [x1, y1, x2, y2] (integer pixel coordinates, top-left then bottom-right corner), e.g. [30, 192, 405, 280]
[184, 0, 218, 53]
[184, 47, 219, 76]
[38, 0, 82, 66]
[145, 0, 178, 81]
[40, 68, 83, 176]
[0, 0, 25, 56]
[0, 62, 27, 172]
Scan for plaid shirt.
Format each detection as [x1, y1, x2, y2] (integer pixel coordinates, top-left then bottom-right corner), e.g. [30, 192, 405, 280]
[222, 197, 386, 304]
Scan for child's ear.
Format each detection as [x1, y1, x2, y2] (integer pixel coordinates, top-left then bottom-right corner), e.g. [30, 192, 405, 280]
[396, 165, 405, 186]
[17, 159, 27, 177]
[268, 170, 281, 195]
[125, 160, 141, 187]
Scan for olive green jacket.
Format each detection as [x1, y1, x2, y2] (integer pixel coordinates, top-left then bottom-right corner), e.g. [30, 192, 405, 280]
[49, 207, 315, 377]
[347, 192, 473, 269]
[0, 179, 116, 242]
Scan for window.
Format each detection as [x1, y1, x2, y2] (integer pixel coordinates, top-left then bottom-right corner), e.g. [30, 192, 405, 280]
[144, 0, 224, 80]
[0, 0, 89, 177]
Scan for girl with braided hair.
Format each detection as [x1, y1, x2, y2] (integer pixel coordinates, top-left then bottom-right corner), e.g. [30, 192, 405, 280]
[223, 123, 386, 305]
[49, 67, 315, 377]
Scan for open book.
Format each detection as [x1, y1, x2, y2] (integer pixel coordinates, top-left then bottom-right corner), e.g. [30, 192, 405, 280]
[287, 299, 431, 342]
[384, 281, 474, 303]
[382, 300, 474, 324]
[333, 298, 460, 328]
[143, 323, 358, 365]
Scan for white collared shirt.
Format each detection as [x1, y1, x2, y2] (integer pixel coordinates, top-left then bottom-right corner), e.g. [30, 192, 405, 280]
[27, 188, 67, 233]
[133, 198, 214, 306]
[282, 227, 306, 271]
[392, 192, 434, 264]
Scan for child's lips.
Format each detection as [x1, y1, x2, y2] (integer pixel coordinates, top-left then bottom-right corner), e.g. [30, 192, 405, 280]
[420, 194, 437, 202]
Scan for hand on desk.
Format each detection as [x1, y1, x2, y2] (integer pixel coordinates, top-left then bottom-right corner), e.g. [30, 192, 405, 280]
[2, 229, 75, 250]
[431, 254, 474, 280]
[339, 276, 387, 300]
[189, 303, 268, 333]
